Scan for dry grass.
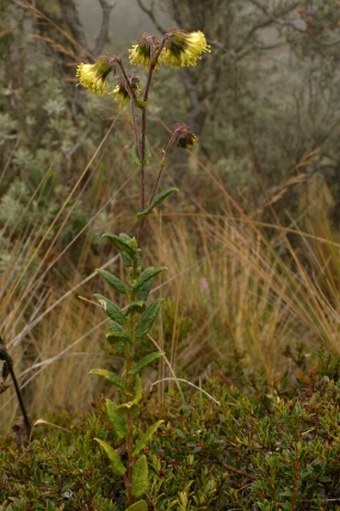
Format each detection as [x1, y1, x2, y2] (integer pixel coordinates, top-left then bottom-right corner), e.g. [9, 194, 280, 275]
[1, 126, 339, 435]
[148, 208, 339, 382]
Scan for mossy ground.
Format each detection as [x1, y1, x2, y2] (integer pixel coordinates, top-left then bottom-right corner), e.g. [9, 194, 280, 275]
[0, 357, 339, 511]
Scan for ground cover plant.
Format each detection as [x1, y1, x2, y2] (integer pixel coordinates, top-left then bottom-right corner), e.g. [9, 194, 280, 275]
[0, 359, 339, 510]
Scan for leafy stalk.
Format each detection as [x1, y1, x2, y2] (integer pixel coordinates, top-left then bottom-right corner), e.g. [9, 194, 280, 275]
[79, 27, 210, 510]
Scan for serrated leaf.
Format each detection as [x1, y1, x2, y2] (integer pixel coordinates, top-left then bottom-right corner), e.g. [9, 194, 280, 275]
[133, 267, 167, 302]
[96, 269, 127, 294]
[132, 455, 148, 498]
[133, 420, 164, 456]
[136, 187, 179, 220]
[125, 500, 148, 511]
[106, 321, 132, 344]
[129, 351, 164, 376]
[103, 233, 138, 257]
[135, 299, 162, 339]
[89, 369, 125, 390]
[106, 399, 127, 441]
[95, 294, 125, 324]
[95, 438, 126, 476]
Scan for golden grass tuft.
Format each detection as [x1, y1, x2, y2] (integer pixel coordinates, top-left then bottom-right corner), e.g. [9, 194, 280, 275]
[1, 128, 339, 434]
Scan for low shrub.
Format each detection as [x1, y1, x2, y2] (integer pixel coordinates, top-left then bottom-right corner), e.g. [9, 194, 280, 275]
[0, 360, 338, 510]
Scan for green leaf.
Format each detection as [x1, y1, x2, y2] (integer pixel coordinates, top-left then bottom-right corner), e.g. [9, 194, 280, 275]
[106, 399, 127, 441]
[95, 438, 126, 476]
[135, 299, 162, 339]
[110, 340, 125, 354]
[133, 266, 167, 301]
[106, 321, 131, 344]
[129, 351, 164, 376]
[96, 269, 127, 295]
[134, 266, 167, 290]
[125, 501, 148, 511]
[117, 376, 143, 415]
[95, 294, 125, 324]
[125, 301, 145, 316]
[103, 233, 138, 257]
[121, 251, 133, 268]
[130, 146, 141, 166]
[135, 279, 153, 302]
[132, 455, 148, 498]
[89, 369, 125, 390]
[136, 187, 179, 220]
[133, 420, 164, 456]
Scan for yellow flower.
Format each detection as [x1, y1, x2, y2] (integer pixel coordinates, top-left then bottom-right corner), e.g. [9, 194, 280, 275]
[128, 33, 160, 68]
[112, 76, 140, 108]
[76, 59, 112, 94]
[161, 30, 211, 68]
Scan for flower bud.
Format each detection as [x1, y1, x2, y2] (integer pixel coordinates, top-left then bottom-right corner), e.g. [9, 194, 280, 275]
[172, 123, 197, 150]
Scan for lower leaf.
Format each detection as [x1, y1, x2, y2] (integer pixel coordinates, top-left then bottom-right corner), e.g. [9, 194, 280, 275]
[125, 501, 148, 511]
[132, 454, 148, 498]
[94, 438, 126, 476]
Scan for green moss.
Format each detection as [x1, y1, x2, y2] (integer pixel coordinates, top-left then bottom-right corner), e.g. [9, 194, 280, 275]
[0, 366, 339, 511]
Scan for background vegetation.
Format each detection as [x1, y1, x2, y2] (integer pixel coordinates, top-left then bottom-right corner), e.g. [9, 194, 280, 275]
[0, 1, 339, 507]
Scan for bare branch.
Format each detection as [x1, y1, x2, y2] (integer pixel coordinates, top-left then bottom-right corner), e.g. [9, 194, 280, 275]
[92, 0, 117, 56]
[136, 0, 167, 35]
[59, 0, 87, 50]
[236, 0, 302, 53]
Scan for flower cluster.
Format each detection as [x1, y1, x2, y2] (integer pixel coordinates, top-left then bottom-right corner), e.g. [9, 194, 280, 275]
[76, 29, 210, 107]
[128, 29, 211, 69]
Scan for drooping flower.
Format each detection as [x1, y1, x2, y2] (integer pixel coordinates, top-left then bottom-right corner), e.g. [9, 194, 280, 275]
[128, 33, 160, 68]
[160, 29, 211, 68]
[171, 123, 197, 150]
[76, 58, 113, 94]
[112, 76, 140, 108]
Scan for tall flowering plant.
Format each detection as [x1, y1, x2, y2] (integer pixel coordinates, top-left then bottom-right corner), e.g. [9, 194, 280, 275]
[76, 29, 210, 511]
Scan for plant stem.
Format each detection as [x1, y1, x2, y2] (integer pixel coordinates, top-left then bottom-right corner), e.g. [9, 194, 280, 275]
[124, 333, 135, 505]
[139, 38, 167, 212]
[124, 267, 139, 506]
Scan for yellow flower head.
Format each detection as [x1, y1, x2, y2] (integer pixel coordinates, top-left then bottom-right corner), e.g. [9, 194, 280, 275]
[128, 33, 160, 68]
[112, 76, 140, 108]
[76, 59, 113, 94]
[161, 29, 211, 68]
